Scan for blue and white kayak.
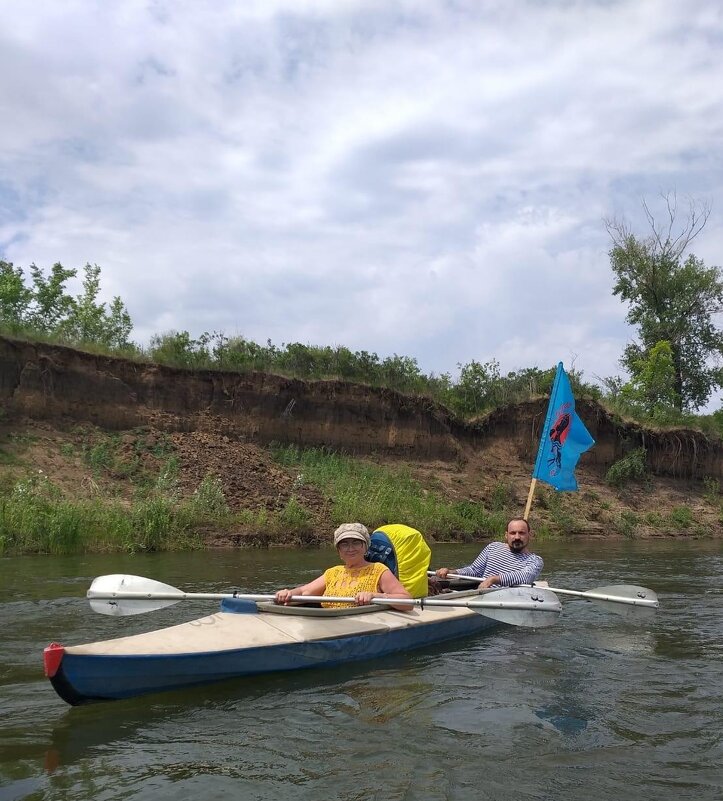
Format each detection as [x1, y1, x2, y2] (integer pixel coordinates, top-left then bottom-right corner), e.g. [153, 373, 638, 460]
[44, 590, 499, 705]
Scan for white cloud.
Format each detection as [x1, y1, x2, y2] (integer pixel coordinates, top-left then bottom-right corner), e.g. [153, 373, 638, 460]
[0, 0, 721, 409]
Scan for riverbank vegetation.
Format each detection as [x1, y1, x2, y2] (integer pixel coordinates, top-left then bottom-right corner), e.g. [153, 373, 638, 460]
[0, 196, 721, 554]
[0, 420, 720, 556]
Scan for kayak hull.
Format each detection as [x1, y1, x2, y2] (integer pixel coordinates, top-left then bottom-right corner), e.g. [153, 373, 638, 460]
[45, 592, 494, 704]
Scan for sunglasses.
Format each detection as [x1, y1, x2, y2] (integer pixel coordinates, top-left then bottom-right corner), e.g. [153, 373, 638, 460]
[337, 540, 365, 550]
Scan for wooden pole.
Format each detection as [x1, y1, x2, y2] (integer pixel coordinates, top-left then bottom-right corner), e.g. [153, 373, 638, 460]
[523, 478, 537, 521]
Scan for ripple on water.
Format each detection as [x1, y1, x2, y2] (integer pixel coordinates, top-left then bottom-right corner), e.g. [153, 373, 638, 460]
[1, 542, 722, 801]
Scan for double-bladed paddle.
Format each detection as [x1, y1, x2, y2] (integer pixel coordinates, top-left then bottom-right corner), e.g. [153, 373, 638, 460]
[86, 574, 562, 628]
[428, 571, 659, 618]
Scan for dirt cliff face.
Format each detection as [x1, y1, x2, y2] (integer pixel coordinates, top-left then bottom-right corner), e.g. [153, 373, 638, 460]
[0, 335, 720, 482]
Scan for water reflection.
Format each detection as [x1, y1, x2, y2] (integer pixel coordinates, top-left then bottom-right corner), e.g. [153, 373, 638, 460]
[1, 540, 722, 801]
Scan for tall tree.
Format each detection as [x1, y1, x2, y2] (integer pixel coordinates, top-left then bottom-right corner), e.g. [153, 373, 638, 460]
[606, 195, 723, 412]
[0, 260, 32, 328]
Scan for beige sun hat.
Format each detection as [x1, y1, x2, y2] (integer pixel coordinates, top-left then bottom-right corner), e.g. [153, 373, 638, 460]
[333, 522, 370, 548]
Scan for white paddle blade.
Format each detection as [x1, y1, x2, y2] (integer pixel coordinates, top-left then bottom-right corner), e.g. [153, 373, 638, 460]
[89, 596, 181, 616]
[587, 585, 659, 619]
[468, 587, 562, 628]
[87, 574, 182, 616]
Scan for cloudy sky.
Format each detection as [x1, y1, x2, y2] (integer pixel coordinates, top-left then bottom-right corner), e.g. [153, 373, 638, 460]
[1, 0, 722, 409]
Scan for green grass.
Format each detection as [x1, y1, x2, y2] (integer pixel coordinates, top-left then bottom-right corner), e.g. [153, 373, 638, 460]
[668, 505, 693, 531]
[0, 472, 219, 556]
[271, 444, 506, 540]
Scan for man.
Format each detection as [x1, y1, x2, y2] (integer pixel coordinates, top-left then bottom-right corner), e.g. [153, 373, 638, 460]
[435, 517, 542, 589]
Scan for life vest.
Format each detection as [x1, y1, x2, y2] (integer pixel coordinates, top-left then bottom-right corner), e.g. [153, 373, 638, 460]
[366, 524, 431, 598]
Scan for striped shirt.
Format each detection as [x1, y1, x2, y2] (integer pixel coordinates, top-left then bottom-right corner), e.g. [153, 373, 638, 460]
[454, 541, 543, 586]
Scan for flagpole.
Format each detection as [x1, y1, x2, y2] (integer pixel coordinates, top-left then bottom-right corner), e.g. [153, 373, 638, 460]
[524, 362, 563, 520]
[523, 479, 537, 520]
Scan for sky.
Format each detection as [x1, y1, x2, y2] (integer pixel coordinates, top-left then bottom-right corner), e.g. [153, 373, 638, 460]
[1, 0, 722, 410]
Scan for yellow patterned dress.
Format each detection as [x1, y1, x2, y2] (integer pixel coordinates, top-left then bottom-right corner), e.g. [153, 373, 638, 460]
[321, 562, 390, 608]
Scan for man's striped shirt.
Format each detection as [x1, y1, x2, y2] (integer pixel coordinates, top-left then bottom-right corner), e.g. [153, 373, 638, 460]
[455, 541, 543, 586]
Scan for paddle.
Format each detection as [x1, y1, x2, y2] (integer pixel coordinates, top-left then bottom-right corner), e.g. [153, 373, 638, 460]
[86, 574, 562, 628]
[428, 571, 659, 618]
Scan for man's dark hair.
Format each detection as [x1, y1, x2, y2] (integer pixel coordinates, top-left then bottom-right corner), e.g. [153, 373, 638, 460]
[507, 516, 530, 532]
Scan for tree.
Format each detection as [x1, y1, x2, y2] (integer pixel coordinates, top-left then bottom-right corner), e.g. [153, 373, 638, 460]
[0, 260, 32, 328]
[62, 264, 133, 349]
[27, 262, 77, 332]
[619, 340, 680, 421]
[606, 195, 723, 411]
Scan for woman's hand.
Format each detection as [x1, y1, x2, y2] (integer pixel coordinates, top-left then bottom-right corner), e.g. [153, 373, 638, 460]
[354, 591, 376, 606]
[275, 588, 296, 604]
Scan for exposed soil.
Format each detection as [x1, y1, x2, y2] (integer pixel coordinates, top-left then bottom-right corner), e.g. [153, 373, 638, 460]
[0, 335, 720, 546]
[1, 415, 719, 547]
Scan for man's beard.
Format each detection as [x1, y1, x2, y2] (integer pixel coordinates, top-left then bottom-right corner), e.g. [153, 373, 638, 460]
[509, 539, 525, 551]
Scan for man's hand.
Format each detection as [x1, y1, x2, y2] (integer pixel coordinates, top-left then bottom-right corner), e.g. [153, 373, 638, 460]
[435, 568, 450, 578]
[478, 576, 500, 590]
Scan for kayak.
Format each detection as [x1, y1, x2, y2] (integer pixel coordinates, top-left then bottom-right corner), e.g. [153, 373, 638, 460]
[44, 589, 497, 705]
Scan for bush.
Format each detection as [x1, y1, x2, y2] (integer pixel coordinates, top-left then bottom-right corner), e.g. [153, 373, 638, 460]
[605, 448, 650, 488]
[669, 505, 693, 530]
[614, 511, 639, 537]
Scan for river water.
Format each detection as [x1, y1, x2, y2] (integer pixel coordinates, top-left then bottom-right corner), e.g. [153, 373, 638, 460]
[0, 539, 721, 801]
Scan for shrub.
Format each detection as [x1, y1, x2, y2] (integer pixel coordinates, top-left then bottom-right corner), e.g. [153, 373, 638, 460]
[605, 448, 650, 488]
[669, 505, 693, 530]
[703, 476, 720, 504]
[614, 511, 639, 537]
[489, 481, 515, 512]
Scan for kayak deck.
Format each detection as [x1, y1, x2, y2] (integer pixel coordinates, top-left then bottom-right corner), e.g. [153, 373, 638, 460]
[66, 591, 481, 655]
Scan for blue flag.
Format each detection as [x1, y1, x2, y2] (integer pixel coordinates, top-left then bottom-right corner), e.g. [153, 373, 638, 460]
[531, 363, 595, 491]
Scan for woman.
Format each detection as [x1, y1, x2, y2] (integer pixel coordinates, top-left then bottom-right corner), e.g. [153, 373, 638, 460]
[274, 523, 413, 611]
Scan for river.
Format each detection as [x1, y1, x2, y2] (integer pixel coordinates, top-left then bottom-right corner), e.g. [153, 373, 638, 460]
[0, 539, 721, 801]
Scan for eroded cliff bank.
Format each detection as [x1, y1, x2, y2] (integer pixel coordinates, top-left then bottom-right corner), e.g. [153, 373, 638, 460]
[0, 335, 720, 545]
[1, 335, 719, 481]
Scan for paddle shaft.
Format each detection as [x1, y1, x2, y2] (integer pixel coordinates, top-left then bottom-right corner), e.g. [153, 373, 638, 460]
[428, 571, 658, 608]
[86, 589, 547, 611]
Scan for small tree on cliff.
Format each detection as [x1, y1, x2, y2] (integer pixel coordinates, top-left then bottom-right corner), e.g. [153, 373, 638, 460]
[0, 260, 32, 329]
[61, 264, 133, 349]
[605, 195, 723, 412]
[0, 261, 134, 349]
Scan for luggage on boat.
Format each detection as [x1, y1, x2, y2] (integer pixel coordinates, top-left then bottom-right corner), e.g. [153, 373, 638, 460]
[366, 524, 431, 598]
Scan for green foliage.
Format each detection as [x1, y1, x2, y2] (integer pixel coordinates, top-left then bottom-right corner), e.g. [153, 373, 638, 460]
[0, 261, 32, 329]
[0, 463, 231, 555]
[703, 477, 720, 504]
[28, 262, 77, 332]
[85, 442, 113, 474]
[607, 198, 723, 411]
[270, 444, 507, 540]
[619, 341, 681, 421]
[668, 505, 693, 530]
[489, 480, 516, 512]
[613, 510, 639, 538]
[277, 496, 313, 533]
[188, 474, 229, 519]
[535, 486, 578, 534]
[0, 261, 134, 350]
[605, 448, 650, 488]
